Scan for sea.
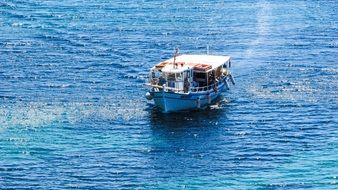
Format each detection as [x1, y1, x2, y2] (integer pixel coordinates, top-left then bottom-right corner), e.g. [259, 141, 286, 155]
[0, 0, 337, 189]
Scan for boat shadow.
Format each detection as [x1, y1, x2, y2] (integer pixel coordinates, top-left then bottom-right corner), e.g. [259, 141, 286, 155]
[144, 96, 233, 177]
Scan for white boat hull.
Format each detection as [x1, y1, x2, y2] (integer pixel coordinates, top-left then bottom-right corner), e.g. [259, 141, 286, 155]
[151, 82, 226, 112]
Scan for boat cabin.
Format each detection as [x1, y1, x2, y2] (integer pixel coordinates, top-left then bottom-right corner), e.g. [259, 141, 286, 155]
[149, 54, 231, 93]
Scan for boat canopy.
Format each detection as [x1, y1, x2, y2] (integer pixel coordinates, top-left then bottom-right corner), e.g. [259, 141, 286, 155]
[157, 54, 230, 73]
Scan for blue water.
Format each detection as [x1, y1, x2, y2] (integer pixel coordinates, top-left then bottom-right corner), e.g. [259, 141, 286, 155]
[1, 0, 337, 189]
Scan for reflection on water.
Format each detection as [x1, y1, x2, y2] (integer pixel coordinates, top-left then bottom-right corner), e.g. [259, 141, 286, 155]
[150, 103, 225, 126]
[146, 102, 231, 186]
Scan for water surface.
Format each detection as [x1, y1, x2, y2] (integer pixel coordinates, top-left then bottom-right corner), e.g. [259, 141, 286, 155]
[0, 0, 337, 189]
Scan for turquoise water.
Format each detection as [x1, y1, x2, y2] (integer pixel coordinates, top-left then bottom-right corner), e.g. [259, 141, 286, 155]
[1, 0, 337, 189]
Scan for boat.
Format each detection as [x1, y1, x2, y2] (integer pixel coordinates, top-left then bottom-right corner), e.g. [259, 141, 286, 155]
[145, 51, 235, 112]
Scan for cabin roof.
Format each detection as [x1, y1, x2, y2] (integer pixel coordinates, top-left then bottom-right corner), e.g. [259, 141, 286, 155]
[158, 54, 230, 73]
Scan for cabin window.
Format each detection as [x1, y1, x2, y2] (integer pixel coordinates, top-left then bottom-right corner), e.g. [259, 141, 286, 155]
[166, 73, 175, 81]
[186, 71, 190, 78]
[194, 72, 206, 79]
[208, 71, 215, 84]
[165, 72, 183, 81]
[216, 66, 222, 78]
[193, 72, 207, 87]
[176, 73, 182, 81]
[153, 70, 162, 78]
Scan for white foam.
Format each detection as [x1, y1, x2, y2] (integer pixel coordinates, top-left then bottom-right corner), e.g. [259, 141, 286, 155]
[0, 101, 148, 129]
[321, 68, 338, 73]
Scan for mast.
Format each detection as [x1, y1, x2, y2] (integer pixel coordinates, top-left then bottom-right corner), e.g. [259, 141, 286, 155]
[173, 48, 179, 68]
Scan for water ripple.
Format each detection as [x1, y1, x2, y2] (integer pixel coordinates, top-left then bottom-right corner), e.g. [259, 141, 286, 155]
[1, 0, 337, 189]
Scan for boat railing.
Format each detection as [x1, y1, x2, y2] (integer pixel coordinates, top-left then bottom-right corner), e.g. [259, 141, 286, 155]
[190, 81, 220, 92]
[146, 83, 182, 92]
[147, 78, 224, 93]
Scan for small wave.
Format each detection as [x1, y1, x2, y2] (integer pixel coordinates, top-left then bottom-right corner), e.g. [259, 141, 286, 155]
[248, 83, 317, 102]
[321, 68, 338, 73]
[0, 2, 16, 8]
[209, 98, 230, 110]
[11, 23, 23, 27]
[39, 83, 72, 89]
[3, 40, 34, 48]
